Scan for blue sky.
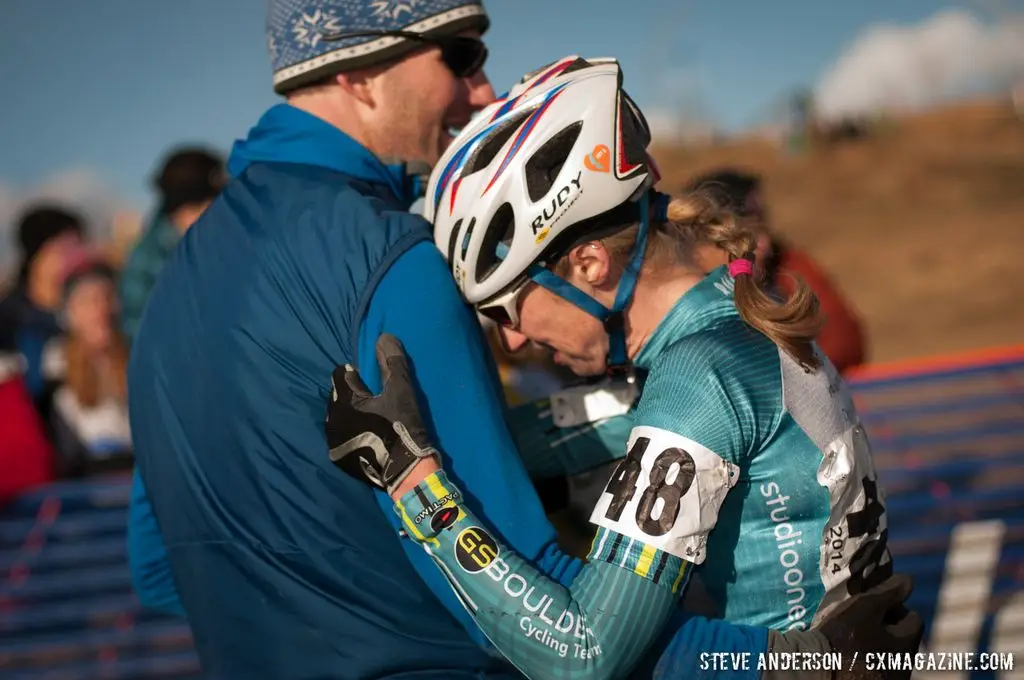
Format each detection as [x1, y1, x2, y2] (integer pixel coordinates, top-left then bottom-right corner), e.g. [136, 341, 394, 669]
[0, 0, 997, 238]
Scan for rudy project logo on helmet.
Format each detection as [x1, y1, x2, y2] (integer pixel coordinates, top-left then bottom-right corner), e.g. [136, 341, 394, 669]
[584, 144, 611, 173]
[531, 169, 583, 237]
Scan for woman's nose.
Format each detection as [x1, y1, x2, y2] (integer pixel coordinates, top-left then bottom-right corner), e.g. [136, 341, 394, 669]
[499, 326, 529, 353]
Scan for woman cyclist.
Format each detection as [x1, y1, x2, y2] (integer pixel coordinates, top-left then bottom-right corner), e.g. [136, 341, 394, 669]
[326, 56, 922, 679]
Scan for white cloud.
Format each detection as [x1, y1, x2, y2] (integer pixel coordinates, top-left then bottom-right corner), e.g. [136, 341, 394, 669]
[645, 108, 688, 145]
[641, 66, 718, 145]
[644, 108, 718, 145]
[814, 9, 1024, 122]
[0, 169, 136, 275]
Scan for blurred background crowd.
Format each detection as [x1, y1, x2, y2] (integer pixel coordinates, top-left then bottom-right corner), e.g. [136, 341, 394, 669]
[1, 1, 1022, 677]
[1, 148, 225, 502]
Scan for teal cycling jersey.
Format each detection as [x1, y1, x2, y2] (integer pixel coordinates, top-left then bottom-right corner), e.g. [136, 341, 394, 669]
[589, 265, 892, 632]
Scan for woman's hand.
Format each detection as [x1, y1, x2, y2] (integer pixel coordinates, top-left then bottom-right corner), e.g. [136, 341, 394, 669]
[326, 334, 440, 499]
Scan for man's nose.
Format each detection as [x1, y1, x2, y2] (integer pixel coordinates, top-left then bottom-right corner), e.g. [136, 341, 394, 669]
[466, 70, 496, 110]
[499, 326, 529, 353]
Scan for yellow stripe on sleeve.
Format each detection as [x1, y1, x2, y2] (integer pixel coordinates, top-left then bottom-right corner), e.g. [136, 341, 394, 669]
[634, 544, 658, 578]
[395, 499, 439, 548]
[671, 561, 689, 593]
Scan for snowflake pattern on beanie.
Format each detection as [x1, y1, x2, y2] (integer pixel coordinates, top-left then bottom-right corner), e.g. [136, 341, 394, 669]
[267, 0, 488, 94]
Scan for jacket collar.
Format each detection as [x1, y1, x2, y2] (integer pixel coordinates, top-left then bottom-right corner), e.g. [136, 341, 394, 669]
[228, 103, 418, 208]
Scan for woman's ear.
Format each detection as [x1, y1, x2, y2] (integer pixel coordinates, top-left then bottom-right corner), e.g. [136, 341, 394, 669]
[568, 242, 613, 289]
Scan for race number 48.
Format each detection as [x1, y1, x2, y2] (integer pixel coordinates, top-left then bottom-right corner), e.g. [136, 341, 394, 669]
[591, 426, 739, 563]
[604, 437, 696, 536]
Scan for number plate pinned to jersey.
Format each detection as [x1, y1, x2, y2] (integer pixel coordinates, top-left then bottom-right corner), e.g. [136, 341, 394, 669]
[549, 377, 640, 428]
[591, 425, 739, 563]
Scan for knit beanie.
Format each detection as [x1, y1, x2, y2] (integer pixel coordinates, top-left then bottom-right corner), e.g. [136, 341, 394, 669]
[14, 205, 84, 286]
[267, 0, 489, 95]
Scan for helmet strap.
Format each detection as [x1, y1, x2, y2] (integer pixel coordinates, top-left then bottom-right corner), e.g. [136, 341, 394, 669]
[523, 193, 651, 374]
[604, 194, 649, 371]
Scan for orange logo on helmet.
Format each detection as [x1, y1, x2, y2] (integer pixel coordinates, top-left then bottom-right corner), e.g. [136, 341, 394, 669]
[584, 144, 611, 173]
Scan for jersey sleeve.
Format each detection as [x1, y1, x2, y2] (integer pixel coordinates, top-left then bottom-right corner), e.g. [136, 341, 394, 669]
[359, 242, 582, 648]
[588, 334, 756, 565]
[394, 469, 690, 680]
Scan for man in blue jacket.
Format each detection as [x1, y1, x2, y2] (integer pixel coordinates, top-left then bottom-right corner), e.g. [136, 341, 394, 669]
[126, 2, 912, 678]
[128, 2, 579, 676]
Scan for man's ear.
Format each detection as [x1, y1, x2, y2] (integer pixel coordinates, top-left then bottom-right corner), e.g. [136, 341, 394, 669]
[336, 69, 379, 108]
[568, 242, 612, 289]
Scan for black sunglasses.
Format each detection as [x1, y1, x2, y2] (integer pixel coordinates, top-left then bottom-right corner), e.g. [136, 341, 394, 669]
[322, 29, 487, 79]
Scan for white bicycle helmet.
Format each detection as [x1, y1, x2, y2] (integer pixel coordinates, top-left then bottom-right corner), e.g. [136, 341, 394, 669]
[425, 55, 662, 369]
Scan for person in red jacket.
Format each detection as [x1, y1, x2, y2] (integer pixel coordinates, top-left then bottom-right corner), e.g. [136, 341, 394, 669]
[0, 321, 56, 505]
[686, 168, 867, 374]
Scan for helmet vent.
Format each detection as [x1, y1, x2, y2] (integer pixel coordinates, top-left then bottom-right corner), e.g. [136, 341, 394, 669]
[476, 203, 516, 284]
[617, 91, 650, 175]
[525, 121, 583, 203]
[460, 218, 476, 260]
[560, 57, 596, 76]
[446, 218, 463, 264]
[463, 109, 534, 176]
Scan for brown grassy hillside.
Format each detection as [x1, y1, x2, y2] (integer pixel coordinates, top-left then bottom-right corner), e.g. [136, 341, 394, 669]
[652, 98, 1024, 363]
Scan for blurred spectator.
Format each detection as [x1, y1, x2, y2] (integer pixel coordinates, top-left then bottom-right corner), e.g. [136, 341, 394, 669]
[119, 147, 225, 342]
[0, 205, 86, 419]
[49, 250, 133, 476]
[0, 318, 56, 504]
[686, 168, 868, 374]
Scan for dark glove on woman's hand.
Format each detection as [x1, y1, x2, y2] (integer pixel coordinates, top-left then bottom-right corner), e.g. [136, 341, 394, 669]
[326, 334, 438, 495]
[767, 574, 924, 680]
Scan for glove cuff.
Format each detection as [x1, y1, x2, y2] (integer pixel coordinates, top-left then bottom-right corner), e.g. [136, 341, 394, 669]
[380, 422, 439, 495]
[393, 470, 465, 542]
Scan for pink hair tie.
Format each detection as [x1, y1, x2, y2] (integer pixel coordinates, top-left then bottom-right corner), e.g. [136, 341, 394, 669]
[728, 258, 754, 278]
